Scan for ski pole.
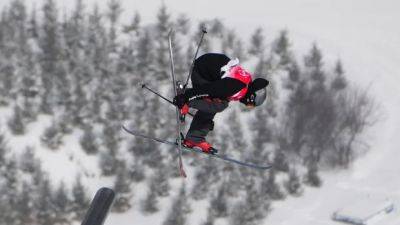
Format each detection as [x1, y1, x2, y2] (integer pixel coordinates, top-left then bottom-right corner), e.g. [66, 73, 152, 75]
[140, 83, 195, 117]
[183, 27, 207, 90]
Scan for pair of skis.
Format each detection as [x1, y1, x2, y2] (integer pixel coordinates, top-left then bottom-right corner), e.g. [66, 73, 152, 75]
[122, 125, 272, 170]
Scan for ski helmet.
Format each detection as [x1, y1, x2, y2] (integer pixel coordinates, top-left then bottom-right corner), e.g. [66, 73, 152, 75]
[240, 78, 269, 106]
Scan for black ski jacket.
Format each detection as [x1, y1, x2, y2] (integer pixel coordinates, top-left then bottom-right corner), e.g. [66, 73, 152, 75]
[184, 53, 246, 101]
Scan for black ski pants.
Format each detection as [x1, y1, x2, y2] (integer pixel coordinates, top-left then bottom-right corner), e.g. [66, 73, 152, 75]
[186, 70, 229, 142]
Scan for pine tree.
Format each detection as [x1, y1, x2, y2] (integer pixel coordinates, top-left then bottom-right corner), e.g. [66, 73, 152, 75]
[71, 78, 88, 126]
[248, 27, 265, 56]
[19, 146, 37, 173]
[53, 181, 71, 224]
[221, 29, 237, 55]
[152, 164, 171, 197]
[273, 30, 292, 66]
[113, 163, 133, 212]
[20, 46, 40, 123]
[331, 60, 347, 91]
[175, 14, 190, 35]
[107, 0, 122, 52]
[209, 18, 225, 37]
[250, 104, 273, 165]
[31, 159, 46, 186]
[273, 151, 289, 172]
[80, 125, 98, 154]
[191, 158, 218, 200]
[163, 184, 191, 225]
[284, 61, 301, 90]
[0, 133, 7, 165]
[209, 182, 228, 218]
[154, 3, 172, 82]
[71, 175, 90, 220]
[202, 212, 215, 225]
[142, 96, 163, 168]
[136, 30, 155, 78]
[127, 159, 145, 182]
[304, 43, 325, 85]
[140, 176, 159, 214]
[230, 179, 269, 225]
[123, 11, 140, 34]
[8, 105, 25, 135]
[227, 108, 247, 153]
[0, 8, 16, 106]
[304, 160, 322, 187]
[99, 149, 119, 176]
[39, 0, 61, 114]
[41, 120, 63, 150]
[16, 181, 34, 225]
[99, 122, 119, 176]
[36, 178, 56, 225]
[1, 156, 20, 224]
[284, 169, 303, 196]
[262, 169, 285, 200]
[28, 6, 38, 38]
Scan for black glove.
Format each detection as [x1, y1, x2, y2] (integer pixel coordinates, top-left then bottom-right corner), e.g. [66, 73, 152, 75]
[173, 93, 189, 109]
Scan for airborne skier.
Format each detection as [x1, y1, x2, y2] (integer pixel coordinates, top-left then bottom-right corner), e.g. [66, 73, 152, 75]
[173, 53, 269, 154]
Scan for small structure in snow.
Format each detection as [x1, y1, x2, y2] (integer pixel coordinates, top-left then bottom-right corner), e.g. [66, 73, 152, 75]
[332, 198, 394, 225]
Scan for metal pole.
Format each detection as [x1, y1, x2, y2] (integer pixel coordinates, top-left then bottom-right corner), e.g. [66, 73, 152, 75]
[140, 83, 195, 117]
[184, 28, 207, 89]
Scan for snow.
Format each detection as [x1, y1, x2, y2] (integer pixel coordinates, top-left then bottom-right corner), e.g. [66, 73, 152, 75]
[2, 0, 400, 224]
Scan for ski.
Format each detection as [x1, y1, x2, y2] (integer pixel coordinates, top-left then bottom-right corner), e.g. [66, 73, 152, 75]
[168, 29, 187, 178]
[122, 125, 272, 170]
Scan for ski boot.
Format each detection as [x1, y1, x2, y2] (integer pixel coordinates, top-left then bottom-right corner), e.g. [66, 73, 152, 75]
[182, 139, 218, 155]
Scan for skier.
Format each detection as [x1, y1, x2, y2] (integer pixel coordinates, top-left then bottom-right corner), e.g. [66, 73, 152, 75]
[173, 53, 269, 154]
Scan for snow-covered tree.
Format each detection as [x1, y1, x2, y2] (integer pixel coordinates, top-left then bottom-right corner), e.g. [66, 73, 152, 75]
[273, 30, 292, 67]
[39, 0, 61, 114]
[284, 169, 303, 196]
[163, 184, 191, 225]
[113, 163, 133, 212]
[141, 175, 160, 214]
[19, 146, 38, 173]
[71, 175, 90, 220]
[80, 125, 98, 154]
[53, 181, 71, 224]
[8, 105, 25, 135]
[209, 181, 228, 218]
[15, 181, 35, 225]
[304, 160, 322, 187]
[41, 120, 63, 150]
[248, 27, 265, 56]
[230, 179, 269, 225]
[36, 178, 56, 225]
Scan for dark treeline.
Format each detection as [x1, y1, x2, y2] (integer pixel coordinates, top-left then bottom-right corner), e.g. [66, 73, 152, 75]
[0, 0, 377, 225]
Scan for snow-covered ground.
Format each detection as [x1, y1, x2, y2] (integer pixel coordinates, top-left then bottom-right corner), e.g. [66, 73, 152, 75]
[2, 0, 400, 224]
